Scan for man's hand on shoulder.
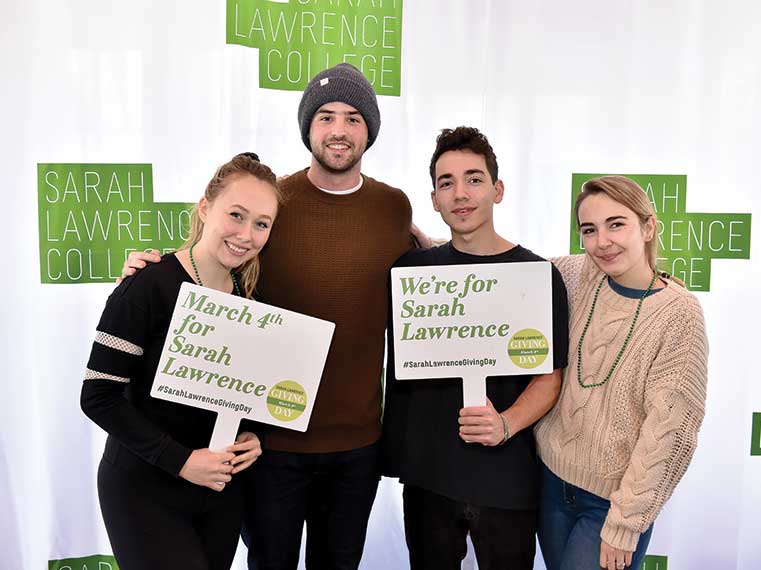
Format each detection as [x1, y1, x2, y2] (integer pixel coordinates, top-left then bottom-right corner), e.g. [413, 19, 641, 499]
[118, 249, 162, 284]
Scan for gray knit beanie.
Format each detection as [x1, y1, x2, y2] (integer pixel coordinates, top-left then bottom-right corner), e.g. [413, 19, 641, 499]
[297, 63, 381, 151]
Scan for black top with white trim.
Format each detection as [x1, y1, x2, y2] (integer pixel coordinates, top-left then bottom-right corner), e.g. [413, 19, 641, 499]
[80, 254, 245, 477]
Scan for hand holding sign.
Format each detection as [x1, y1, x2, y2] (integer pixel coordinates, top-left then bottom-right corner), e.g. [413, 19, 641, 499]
[391, 262, 553, 408]
[458, 399, 506, 446]
[179, 448, 235, 491]
[228, 431, 263, 474]
[152, 282, 335, 451]
[179, 431, 261, 490]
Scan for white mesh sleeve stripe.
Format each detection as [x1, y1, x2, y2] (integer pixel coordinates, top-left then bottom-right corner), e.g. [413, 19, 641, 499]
[84, 368, 130, 383]
[95, 331, 144, 356]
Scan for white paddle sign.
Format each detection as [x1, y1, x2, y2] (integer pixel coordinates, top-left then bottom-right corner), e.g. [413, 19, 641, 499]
[151, 282, 335, 450]
[391, 262, 553, 406]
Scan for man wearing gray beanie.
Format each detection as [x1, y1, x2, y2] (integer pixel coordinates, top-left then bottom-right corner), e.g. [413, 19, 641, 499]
[244, 63, 415, 570]
[119, 62, 422, 570]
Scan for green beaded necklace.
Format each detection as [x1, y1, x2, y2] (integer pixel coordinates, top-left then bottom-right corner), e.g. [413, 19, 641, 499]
[188, 242, 242, 296]
[576, 272, 657, 388]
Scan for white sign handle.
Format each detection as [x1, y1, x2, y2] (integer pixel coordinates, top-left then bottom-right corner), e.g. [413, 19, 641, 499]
[462, 374, 487, 408]
[208, 412, 241, 451]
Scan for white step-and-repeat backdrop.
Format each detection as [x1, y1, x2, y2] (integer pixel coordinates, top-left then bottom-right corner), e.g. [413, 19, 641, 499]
[2, 1, 759, 569]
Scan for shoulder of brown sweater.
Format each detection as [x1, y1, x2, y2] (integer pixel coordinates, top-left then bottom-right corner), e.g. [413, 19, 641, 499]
[275, 169, 307, 197]
[360, 173, 410, 203]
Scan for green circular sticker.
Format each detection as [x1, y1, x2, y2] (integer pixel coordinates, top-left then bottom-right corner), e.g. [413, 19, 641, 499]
[508, 329, 549, 369]
[266, 381, 307, 422]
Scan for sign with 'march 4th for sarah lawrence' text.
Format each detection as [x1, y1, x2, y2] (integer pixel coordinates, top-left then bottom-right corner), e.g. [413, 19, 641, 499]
[152, 282, 335, 450]
[391, 263, 554, 408]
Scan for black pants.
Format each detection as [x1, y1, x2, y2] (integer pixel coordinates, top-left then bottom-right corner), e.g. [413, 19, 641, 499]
[403, 484, 537, 570]
[97, 447, 246, 570]
[243, 443, 380, 570]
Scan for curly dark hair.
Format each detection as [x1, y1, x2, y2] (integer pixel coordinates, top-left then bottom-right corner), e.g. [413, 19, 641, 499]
[429, 126, 498, 187]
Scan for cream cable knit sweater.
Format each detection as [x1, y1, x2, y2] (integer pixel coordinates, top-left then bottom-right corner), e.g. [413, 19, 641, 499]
[536, 255, 708, 552]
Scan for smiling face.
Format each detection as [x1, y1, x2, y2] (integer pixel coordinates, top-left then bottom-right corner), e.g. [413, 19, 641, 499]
[197, 174, 279, 270]
[308, 101, 368, 175]
[578, 192, 656, 288]
[431, 150, 504, 242]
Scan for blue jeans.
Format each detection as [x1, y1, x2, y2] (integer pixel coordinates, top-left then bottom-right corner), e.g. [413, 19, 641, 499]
[538, 463, 653, 570]
[242, 443, 380, 570]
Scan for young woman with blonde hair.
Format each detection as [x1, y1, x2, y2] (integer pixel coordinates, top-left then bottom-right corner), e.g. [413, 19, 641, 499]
[81, 153, 281, 570]
[536, 175, 708, 570]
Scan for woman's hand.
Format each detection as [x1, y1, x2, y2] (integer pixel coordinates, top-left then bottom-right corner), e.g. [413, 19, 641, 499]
[410, 222, 433, 249]
[600, 539, 633, 570]
[179, 448, 236, 491]
[227, 431, 262, 474]
[458, 398, 507, 446]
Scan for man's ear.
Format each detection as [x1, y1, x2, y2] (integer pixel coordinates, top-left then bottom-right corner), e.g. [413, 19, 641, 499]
[494, 180, 505, 204]
[431, 190, 441, 212]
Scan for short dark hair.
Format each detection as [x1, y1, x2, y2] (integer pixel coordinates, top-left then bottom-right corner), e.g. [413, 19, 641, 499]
[429, 127, 498, 187]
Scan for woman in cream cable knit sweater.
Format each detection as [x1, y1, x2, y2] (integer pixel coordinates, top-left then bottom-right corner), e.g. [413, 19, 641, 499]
[535, 176, 708, 570]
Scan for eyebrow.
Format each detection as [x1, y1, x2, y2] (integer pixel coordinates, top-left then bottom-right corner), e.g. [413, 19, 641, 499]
[579, 215, 628, 228]
[435, 169, 487, 184]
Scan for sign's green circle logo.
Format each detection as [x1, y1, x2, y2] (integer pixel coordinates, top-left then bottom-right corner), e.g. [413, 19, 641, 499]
[508, 329, 549, 369]
[266, 381, 307, 422]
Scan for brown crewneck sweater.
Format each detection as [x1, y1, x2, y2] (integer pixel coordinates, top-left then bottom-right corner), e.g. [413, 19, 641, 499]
[536, 255, 708, 552]
[257, 169, 413, 453]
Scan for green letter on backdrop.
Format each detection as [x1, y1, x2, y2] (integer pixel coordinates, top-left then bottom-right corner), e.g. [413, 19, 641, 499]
[752, 413, 761, 456]
[37, 164, 193, 284]
[226, 0, 403, 96]
[569, 174, 752, 291]
[640, 555, 668, 570]
[49, 555, 119, 570]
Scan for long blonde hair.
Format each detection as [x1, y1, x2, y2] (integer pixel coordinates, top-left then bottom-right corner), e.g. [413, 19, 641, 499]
[574, 175, 659, 271]
[181, 153, 282, 298]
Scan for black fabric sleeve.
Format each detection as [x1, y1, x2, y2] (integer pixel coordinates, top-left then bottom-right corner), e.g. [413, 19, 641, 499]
[550, 263, 570, 371]
[380, 268, 408, 478]
[80, 286, 192, 477]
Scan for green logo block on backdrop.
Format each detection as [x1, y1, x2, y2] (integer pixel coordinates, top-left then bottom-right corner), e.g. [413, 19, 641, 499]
[640, 555, 668, 570]
[752, 413, 761, 456]
[49, 555, 119, 570]
[570, 174, 752, 291]
[38, 164, 193, 284]
[226, 0, 403, 96]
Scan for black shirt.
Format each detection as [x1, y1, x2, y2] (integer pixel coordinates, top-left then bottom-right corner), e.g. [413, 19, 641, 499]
[80, 254, 256, 476]
[381, 243, 569, 509]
